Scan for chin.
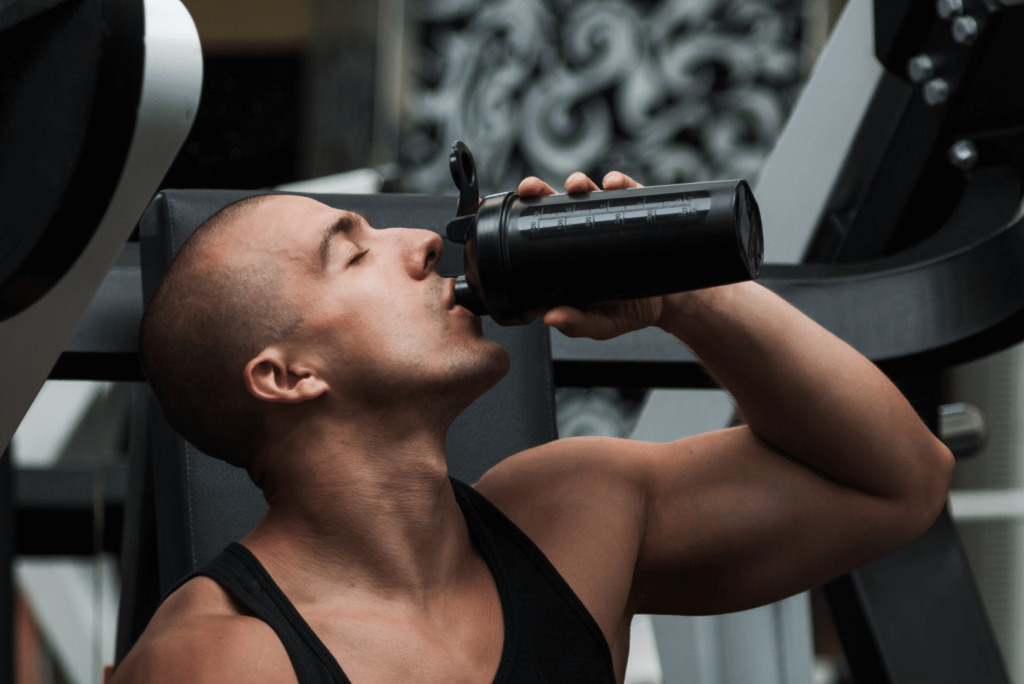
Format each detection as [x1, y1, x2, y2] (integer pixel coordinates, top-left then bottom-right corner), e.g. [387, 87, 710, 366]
[440, 340, 509, 407]
[483, 343, 511, 386]
[466, 340, 510, 385]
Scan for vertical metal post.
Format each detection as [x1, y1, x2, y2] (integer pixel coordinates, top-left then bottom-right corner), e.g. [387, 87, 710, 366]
[0, 447, 13, 684]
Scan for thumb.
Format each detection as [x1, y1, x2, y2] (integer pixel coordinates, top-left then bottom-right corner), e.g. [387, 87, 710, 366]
[543, 306, 586, 330]
[544, 306, 625, 340]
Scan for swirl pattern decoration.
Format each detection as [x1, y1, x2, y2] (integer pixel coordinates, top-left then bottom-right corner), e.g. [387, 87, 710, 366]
[402, 0, 802, 194]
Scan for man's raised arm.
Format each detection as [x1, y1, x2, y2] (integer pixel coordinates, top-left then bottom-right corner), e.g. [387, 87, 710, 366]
[627, 278, 954, 614]
[480, 170, 954, 629]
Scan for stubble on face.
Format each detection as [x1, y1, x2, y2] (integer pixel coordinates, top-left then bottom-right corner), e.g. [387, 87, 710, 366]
[309, 269, 508, 424]
[385, 275, 508, 413]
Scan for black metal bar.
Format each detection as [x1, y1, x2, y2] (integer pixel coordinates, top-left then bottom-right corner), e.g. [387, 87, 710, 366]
[12, 466, 127, 556]
[825, 508, 1009, 684]
[49, 351, 145, 382]
[14, 507, 124, 556]
[15, 466, 126, 510]
[0, 448, 12, 684]
[115, 388, 159, 663]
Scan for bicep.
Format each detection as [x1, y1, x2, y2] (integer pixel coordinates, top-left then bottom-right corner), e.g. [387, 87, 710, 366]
[631, 427, 914, 616]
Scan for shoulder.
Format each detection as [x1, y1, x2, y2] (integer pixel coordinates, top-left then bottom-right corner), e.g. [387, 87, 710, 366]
[473, 437, 660, 637]
[475, 436, 659, 527]
[110, 576, 295, 684]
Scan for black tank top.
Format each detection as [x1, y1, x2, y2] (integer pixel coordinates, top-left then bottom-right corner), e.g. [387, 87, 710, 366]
[165, 478, 617, 683]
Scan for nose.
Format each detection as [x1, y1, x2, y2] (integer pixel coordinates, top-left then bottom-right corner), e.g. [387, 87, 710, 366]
[406, 229, 444, 279]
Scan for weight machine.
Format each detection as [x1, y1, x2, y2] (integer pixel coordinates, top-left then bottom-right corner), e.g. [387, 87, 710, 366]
[1, 0, 1023, 681]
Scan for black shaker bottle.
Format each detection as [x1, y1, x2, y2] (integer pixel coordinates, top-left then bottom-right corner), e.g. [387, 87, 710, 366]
[446, 141, 764, 326]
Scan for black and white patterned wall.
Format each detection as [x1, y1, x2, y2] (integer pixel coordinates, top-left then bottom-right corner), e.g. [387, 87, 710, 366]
[401, 0, 803, 195]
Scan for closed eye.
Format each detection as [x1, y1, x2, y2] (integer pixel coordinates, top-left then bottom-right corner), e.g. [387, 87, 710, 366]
[348, 250, 368, 266]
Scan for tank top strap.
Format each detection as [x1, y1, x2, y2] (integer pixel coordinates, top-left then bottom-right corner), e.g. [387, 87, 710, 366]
[449, 478, 616, 683]
[183, 543, 351, 684]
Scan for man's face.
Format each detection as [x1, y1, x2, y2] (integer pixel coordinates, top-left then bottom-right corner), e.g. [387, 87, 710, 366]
[218, 195, 510, 411]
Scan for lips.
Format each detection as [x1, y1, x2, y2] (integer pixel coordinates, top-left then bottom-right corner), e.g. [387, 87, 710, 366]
[445, 277, 457, 309]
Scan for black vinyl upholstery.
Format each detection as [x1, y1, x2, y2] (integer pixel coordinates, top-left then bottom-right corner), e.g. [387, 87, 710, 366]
[116, 190, 558, 661]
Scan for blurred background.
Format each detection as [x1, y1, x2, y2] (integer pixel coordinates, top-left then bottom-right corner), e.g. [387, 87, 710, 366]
[11, 1, 1024, 683]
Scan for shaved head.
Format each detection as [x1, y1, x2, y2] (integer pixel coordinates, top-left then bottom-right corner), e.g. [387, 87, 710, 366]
[139, 194, 303, 468]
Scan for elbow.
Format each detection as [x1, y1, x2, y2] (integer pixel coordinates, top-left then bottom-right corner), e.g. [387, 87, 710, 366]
[905, 437, 956, 536]
[927, 437, 956, 514]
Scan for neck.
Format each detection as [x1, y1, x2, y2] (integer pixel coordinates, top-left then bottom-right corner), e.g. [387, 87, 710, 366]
[244, 403, 472, 604]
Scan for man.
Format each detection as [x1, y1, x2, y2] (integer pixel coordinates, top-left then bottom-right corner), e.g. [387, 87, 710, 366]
[113, 170, 953, 684]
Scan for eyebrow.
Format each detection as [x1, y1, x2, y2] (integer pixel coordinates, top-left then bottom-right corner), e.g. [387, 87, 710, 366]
[318, 211, 372, 270]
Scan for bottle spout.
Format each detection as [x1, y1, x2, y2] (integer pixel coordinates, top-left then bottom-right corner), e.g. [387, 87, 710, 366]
[454, 276, 488, 316]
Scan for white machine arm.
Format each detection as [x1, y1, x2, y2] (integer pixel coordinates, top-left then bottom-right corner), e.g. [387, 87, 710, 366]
[0, 0, 202, 452]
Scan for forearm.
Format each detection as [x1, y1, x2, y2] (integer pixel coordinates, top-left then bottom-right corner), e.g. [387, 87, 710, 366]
[658, 282, 953, 503]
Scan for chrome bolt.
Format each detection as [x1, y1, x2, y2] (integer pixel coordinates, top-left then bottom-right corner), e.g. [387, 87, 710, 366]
[953, 16, 979, 44]
[948, 140, 979, 170]
[908, 54, 936, 83]
[937, 0, 964, 19]
[939, 402, 987, 457]
[924, 78, 950, 105]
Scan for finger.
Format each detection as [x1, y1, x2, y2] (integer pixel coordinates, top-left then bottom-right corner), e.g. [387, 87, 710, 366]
[543, 306, 587, 330]
[543, 306, 623, 340]
[602, 171, 644, 190]
[550, 315, 621, 340]
[518, 177, 558, 197]
[564, 172, 600, 195]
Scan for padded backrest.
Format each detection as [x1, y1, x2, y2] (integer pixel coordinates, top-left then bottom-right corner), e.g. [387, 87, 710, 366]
[135, 189, 558, 594]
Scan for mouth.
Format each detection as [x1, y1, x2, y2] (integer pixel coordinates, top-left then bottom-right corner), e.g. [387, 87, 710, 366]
[444, 276, 481, 323]
[445, 277, 457, 309]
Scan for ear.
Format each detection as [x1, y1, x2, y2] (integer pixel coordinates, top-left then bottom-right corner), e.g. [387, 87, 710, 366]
[244, 346, 329, 404]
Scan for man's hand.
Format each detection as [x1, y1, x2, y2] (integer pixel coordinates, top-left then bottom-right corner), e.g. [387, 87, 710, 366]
[517, 171, 670, 340]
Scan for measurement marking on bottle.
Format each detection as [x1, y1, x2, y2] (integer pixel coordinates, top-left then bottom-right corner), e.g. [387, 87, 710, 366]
[517, 191, 712, 238]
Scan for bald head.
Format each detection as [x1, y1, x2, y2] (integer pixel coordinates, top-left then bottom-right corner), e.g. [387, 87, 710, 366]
[139, 194, 304, 468]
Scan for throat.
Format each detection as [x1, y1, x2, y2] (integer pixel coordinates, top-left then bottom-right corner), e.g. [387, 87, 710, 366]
[244, 452, 473, 603]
